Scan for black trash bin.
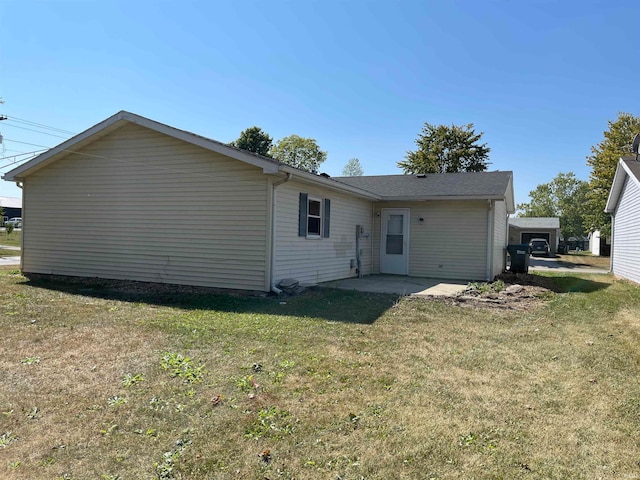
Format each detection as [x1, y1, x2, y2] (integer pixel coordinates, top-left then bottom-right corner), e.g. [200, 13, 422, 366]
[507, 244, 531, 273]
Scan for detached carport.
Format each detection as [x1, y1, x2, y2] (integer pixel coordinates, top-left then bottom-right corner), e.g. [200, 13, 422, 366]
[508, 217, 560, 255]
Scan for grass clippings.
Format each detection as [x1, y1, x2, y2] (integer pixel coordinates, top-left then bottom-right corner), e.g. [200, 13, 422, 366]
[1, 270, 639, 479]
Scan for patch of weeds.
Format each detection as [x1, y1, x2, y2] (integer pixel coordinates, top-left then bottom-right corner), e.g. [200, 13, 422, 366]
[468, 280, 505, 294]
[160, 353, 205, 384]
[107, 396, 127, 407]
[26, 407, 39, 419]
[458, 430, 498, 452]
[0, 431, 17, 447]
[9, 460, 21, 469]
[279, 359, 296, 369]
[21, 356, 40, 365]
[235, 374, 259, 393]
[40, 456, 56, 467]
[122, 373, 145, 387]
[148, 396, 184, 413]
[100, 424, 118, 436]
[245, 406, 295, 440]
[101, 475, 122, 480]
[134, 428, 157, 437]
[367, 404, 384, 417]
[154, 437, 192, 479]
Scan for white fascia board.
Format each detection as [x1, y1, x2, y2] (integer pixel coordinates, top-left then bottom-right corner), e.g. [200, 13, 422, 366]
[381, 194, 507, 202]
[605, 159, 627, 213]
[278, 165, 380, 200]
[504, 174, 516, 213]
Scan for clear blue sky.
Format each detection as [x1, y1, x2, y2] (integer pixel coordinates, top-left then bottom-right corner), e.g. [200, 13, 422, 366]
[1, 0, 638, 206]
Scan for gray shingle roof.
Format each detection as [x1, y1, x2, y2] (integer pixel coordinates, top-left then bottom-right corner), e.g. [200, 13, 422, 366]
[509, 217, 560, 229]
[621, 156, 640, 182]
[333, 171, 513, 199]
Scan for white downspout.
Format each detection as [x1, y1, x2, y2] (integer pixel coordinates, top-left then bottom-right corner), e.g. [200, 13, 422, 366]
[486, 200, 494, 281]
[609, 214, 614, 274]
[16, 182, 24, 271]
[270, 173, 292, 294]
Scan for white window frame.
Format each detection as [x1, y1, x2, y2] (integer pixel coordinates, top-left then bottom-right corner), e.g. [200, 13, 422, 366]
[306, 196, 323, 238]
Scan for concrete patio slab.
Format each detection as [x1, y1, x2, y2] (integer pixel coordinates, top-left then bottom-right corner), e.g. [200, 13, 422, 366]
[323, 275, 468, 297]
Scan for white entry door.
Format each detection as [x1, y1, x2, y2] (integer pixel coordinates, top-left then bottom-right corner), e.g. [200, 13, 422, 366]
[380, 208, 409, 275]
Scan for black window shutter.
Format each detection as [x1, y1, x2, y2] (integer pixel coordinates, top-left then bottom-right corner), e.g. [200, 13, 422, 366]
[298, 193, 308, 237]
[323, 198, 331, 238]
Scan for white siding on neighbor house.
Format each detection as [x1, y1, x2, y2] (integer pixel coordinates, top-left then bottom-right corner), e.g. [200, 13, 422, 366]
[373, 200, 489, 280]
[612, 176, 640, 284]
[22, 122, 270, 291]
[273, 180, 372, 285]
[492, 200, 508, 278]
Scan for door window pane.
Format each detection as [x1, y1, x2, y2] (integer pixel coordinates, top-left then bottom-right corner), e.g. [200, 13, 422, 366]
[387, 215, 403, 235]
[386, 234, 403, 254]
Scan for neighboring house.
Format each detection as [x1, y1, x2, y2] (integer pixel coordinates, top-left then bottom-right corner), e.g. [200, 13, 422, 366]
[0, 196, 22, 222]
[605, 156, 640, 284]
[508, 217, 560, 254]
[2, 111, 515, 292]
[588, 230, 611, 256]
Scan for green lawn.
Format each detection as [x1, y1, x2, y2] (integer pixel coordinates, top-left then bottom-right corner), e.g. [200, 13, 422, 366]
[0, 271, 639, 479]
[0, 230, 21, 248]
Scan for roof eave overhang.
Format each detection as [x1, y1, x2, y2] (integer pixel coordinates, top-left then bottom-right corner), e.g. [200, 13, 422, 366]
[605, 160, 625, 213]
[379, 194, 508, 202]
[605, 158, 640, 213]
[504, 174, 516, 214]
[278, 165, 381, 200]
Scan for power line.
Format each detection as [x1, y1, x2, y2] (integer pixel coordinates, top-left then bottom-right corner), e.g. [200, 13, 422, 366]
[3, 121, 71, 139]
[6, 115, 76, 135]
[2, 138, 52, 148]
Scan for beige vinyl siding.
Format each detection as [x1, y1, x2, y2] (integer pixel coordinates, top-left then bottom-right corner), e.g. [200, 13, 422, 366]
[273, 180, 372, 285]
[612, 176, 640, 284]
[22, 122, 269, 291]
[492, 200, 508, 278]
[373, 200, 488, 280]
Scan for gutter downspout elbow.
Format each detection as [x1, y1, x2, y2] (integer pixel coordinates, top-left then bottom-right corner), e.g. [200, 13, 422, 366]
[273, 173, 292, 188]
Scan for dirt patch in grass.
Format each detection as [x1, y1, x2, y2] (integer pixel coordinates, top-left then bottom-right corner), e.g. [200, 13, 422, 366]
[437, 273, 557, 311]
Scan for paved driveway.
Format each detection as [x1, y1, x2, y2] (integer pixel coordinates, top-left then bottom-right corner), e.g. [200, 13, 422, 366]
[0, 245, 21, 266]
[528, 256, 609, 274]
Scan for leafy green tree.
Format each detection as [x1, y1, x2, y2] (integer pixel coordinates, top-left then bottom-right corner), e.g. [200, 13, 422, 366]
[230, 126, 273, 157]
[585, 112, 640, 235]
[269, 135, 327, 173]
[342, 158, 364, 176]
[517, 172, 589, 240]
[398, 122, 490, 174]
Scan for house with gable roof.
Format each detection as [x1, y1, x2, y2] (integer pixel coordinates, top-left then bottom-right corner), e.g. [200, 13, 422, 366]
[2, 111, 515, 292]
[605, 156, 640, 284]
